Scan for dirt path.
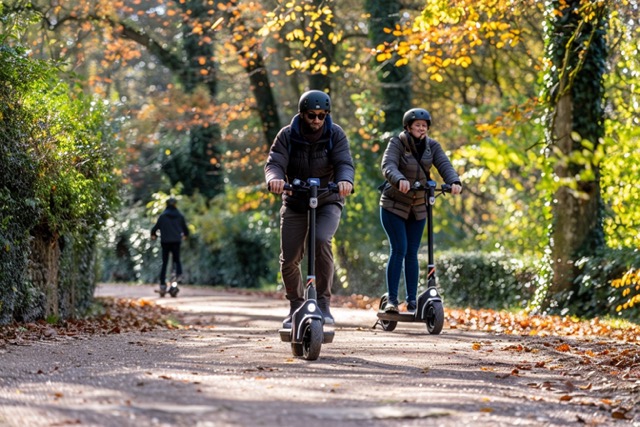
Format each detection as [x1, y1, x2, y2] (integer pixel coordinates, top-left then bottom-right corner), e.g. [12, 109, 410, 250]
[0, 284, 637, 427]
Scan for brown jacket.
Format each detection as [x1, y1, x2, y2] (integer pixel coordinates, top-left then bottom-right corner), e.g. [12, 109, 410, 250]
[265, 114, 355, 212]
[380, 131, 460, 220]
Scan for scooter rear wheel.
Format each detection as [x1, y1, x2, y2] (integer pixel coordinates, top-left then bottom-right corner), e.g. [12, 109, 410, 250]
[378, 295, 398, 332]
[426, 301, 444, 334]
[302, 319, 323, 361]
[168, 282, 179, 298]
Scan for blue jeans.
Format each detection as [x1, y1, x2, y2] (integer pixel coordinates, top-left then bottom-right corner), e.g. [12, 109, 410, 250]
[380, 208, 426, 305]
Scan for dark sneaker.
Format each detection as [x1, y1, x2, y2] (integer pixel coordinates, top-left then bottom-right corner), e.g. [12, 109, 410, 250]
[317, 298, 335, 325]
[320, 308, 334, 325]
[406, 301, 417, 312]
[158, 283, 167, 297]
[282, 316, 292, 328]
[384, 303, 399, 313]
[282, 299, 303, 328]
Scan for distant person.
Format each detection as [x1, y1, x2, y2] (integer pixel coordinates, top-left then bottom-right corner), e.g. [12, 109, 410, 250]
[265, 90, 355, 327]
[151, 197, 189, 295]
[379, 108, 462, 313]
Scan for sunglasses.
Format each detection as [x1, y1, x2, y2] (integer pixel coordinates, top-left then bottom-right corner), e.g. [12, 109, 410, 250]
[305, 112, 327, 120]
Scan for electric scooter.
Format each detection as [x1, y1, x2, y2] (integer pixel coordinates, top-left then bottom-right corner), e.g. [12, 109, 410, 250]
[277, 178, 337, 361]
[156, 263, 180, 298]
[375, 181, 451, 334]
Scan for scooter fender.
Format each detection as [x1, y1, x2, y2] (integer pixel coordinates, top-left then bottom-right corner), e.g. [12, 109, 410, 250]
[416, 288, 442, 321]
[290, 300, 324, 343]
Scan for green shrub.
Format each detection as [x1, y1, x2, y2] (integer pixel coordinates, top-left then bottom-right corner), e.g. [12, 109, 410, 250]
[1, 42, 119, 323]
[99, 189, 277, 288]
[0, 45, 45, 323]
[568, 247, 640, 321]
[434, 251, 538, 310]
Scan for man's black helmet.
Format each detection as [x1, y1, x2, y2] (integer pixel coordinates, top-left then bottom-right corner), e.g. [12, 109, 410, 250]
[298, 90, 331, 112]
[167, 197, 177, 207]
[402, 108, 432, 129]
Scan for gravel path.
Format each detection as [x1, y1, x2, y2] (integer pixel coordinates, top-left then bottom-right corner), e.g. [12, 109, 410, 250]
[0, 283, 637, 426]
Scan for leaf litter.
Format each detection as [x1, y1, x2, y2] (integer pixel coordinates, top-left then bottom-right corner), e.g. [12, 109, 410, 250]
[0, 291, 637, 421]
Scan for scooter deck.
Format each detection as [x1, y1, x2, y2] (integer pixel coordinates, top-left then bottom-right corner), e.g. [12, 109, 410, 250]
[376, 311, 421, 322]
[278, 328, 335, 344]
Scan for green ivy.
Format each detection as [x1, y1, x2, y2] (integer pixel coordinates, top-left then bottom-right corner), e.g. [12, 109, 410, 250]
[0, 36, 120, 323]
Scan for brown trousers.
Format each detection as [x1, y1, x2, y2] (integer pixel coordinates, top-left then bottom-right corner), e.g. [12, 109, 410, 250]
[279, 203, 342, 302]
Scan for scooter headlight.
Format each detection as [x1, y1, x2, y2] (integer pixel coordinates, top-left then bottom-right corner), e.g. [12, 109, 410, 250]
[429, 288, 438, 297]
[308, 303, 317, 312]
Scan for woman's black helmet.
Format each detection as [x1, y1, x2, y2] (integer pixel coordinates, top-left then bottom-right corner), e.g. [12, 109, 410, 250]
[402, 108, 432, 129]
[298, 90, 331, 112]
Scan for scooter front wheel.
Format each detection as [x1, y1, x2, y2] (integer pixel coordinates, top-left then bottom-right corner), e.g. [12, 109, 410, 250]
[378, 295, 398, 332]
[426, 301, 444, 335]
[302, 319, 323, 361]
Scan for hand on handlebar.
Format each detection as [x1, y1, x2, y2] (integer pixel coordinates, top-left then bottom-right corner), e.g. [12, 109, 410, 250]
[399, 180, 462, 195]
[337, 181, 353, 197]
[268, 179, 286, 194]
[397, 180, 411, 194]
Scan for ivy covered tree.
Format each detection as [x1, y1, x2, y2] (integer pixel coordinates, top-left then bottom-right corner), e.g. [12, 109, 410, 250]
[365, 0, 411, 133]
[542, 0, 608, 307]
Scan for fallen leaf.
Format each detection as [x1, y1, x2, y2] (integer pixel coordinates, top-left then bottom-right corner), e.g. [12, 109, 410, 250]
[611, 410, 630, 420]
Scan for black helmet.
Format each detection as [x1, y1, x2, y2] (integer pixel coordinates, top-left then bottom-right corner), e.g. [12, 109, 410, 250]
[402, 108, 432, 129]
[166, 197, 177, 207]
[298, 90, 331, 112]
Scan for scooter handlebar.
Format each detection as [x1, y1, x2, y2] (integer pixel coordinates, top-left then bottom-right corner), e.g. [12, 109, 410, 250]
[283, 179, 340, 194]
[410, 181, 452, 194]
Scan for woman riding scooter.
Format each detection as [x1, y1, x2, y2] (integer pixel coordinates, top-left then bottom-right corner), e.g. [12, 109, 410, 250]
[379, 108, 462, 313]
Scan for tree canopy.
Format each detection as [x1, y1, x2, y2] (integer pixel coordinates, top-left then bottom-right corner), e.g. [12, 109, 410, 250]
[1, 0, 639, 321]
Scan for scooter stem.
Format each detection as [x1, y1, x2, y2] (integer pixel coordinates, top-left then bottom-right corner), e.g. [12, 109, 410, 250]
[426, 181, 436, 286]
[307, 179, 319, 279]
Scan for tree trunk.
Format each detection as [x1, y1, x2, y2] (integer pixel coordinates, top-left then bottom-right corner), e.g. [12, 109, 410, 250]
[28, 227, 61, 321]
[550, 90, 602, 293]
[545, 0, 608, 306]
[365, 0, 411, 133]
